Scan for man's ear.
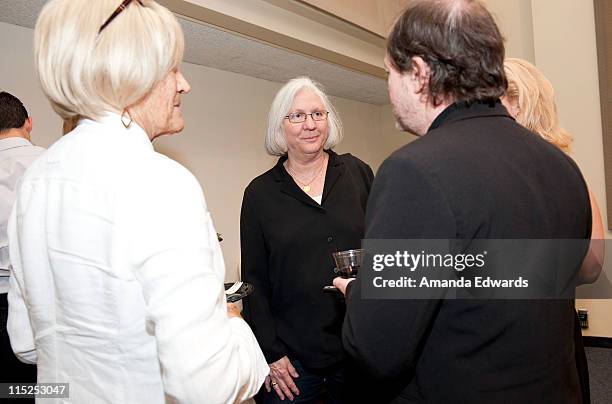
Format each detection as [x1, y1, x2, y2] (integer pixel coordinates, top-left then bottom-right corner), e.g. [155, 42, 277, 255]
[410, 56, 431, 95]
[24, 116, 33, 133]
[23, 117, 33, 140]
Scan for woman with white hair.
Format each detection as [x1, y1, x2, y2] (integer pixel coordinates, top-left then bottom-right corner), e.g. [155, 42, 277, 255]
[7, 1, 268, 402]
[240, 77, 374, 403]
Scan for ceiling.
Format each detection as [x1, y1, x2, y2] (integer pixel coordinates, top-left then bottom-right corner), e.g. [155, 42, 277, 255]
[0, 0, 389, 105]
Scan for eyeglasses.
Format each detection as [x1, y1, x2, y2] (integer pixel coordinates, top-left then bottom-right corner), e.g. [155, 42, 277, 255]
[99, 0, 143, 34]
[285, 111, 329, 124]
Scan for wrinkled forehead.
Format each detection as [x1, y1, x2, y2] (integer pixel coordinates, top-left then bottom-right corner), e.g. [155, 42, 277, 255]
[291, 89, 324, 108]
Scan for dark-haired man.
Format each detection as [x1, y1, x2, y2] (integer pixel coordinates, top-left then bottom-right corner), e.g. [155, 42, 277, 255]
[0, 91, 44, 384]
[334, 0, 590, 402]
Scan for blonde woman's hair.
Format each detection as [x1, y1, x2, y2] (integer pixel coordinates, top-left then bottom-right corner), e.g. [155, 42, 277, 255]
[504, 58, 572, 154]
[35, 0, 184, 121]
[265, 77, 343, 156]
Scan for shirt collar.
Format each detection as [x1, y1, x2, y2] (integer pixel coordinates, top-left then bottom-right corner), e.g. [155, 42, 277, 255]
[77, 112, 153, 151]
[428, 99, 510, 133]
[271, 149, 343, 208]
[0, 136, 33, 152]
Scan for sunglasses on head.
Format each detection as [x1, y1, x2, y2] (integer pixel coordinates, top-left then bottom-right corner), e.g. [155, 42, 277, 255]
[99, 0, 144, 34]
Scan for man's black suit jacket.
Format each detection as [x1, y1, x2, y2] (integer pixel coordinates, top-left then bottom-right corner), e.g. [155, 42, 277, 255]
[342, 101, 591, 403]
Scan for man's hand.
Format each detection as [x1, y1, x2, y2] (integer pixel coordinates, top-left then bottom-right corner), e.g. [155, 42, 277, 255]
[226, 303, 242, 319]
[264, 356, 300, 400]
[333, 277, 355, 296]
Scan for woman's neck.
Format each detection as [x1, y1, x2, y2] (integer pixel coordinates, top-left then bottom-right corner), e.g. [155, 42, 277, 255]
[286, 150, 327, 175]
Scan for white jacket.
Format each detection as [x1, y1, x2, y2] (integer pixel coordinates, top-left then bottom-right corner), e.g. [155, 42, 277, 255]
[8, 113, 268, 403]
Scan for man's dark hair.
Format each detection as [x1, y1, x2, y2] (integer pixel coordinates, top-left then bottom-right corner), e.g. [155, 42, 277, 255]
[0, 91, 29, 133]
[387, 0, 507, 105]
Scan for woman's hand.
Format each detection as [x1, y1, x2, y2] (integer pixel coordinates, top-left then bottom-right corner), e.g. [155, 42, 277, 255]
[226, 303, 242, 319]
[332, 277, 355, 296]
[264, 356, 300, 400]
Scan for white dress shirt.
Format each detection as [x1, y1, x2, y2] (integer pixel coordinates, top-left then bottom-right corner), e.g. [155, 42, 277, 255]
[0, 136, 45, 294]
[7, 113, 268, 403]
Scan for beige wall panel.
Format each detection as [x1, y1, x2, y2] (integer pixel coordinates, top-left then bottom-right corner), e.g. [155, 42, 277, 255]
[300, 0, 410, 37]
[369, 104, 413, 171]
[377, 0, 411, 36]
[183, 0, 385, 67]
[531, 0, 611, 337]
[593, 0, 612, 231]
[575, 299, 612, 337]
[484, 0, 535, 61]
[301, 0, 383, 35]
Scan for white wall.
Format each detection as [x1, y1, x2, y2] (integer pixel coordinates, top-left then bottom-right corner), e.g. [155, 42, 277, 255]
[0, 23, 62, 147]
[485, 0, 536, 61]
[0, 21, 405, 282]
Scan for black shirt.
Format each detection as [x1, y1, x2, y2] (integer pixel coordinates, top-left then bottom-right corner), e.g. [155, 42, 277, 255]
[241, 149, 373, 369]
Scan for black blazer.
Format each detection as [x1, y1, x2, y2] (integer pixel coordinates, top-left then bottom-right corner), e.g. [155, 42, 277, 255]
[342, 102, 591, 403]
[241, 150, 373, 369]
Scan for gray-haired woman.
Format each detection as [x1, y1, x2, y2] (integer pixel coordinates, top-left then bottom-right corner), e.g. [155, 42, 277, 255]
[241, 77, 374, 403]
[7, 1, 267, 402]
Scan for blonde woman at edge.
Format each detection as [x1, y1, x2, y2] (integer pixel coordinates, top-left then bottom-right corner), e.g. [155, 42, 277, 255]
[502, 58, 604, 284]
[7, 1, 267, 403]
[503, 57, 604, 404]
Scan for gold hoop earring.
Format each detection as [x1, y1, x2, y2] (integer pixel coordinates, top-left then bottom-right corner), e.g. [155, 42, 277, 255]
[121, 109, 133, 129]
